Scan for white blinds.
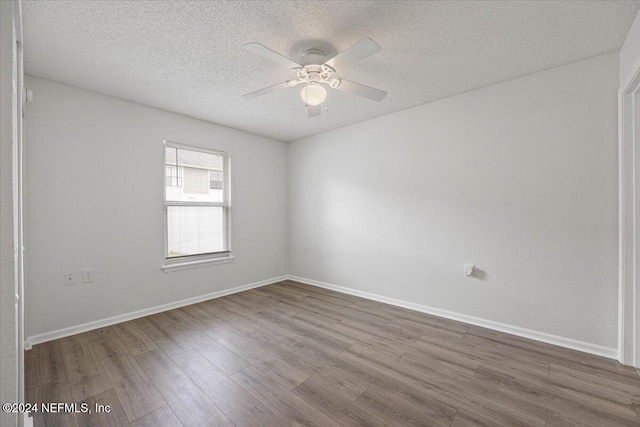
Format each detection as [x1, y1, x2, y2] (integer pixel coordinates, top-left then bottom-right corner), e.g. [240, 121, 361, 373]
[164, 144, 229, 258]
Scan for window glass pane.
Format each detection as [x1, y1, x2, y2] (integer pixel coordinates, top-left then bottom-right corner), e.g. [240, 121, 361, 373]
[165, 147, 178, 167]
[165, 148, 224, 202]
[209, 170, 223, 190]
[167, 206, 225, 257]
[166, 164, 186, 187]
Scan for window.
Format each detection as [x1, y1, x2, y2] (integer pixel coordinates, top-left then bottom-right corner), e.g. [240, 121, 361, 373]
[209, 170, 223, 190]
[165, 165, 183, 187]
[163, 141, 231, 270]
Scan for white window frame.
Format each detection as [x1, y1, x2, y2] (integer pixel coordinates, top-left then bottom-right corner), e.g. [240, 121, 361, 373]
[162, 140, 233, 272]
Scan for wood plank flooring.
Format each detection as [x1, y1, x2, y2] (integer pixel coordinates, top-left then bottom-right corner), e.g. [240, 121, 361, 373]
[25, 280, 640, 426]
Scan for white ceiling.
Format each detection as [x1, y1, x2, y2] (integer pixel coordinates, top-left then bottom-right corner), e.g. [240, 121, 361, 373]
[22, 1, 640, 142]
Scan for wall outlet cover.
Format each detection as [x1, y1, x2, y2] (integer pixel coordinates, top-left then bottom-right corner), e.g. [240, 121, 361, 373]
[82, 269, 95, 283]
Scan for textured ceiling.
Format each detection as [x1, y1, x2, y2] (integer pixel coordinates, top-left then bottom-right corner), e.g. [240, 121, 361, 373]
[22, 0, 640, 142]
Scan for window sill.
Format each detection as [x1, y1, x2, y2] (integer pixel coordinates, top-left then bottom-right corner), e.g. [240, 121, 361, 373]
[162, 255, 234, 272]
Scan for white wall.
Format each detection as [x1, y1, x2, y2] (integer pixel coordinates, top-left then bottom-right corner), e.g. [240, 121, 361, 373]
[24, 76, 288, 339]
[289, 53, 620, 349]
[1, 1, 18, 425]
[620, 10, 640, 91]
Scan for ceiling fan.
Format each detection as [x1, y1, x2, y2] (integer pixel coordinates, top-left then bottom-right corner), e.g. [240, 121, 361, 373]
[242, 38, 387, 118]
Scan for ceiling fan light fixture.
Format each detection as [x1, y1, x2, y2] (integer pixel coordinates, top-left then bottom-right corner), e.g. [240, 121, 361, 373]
[300, 83, 327, 106]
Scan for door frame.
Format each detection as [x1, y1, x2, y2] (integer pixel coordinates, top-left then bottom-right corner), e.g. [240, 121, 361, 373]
[12, 0, 25, 420]
[619, 66, 640, 367]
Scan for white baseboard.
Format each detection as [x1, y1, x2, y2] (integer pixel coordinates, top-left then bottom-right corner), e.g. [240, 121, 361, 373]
[25, 275, 287, 348]
[25, 273, 618, 361]
[287, 275, 618, 360]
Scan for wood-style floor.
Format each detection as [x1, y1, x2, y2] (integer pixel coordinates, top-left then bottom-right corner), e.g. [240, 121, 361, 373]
[26, 280, 640, 427]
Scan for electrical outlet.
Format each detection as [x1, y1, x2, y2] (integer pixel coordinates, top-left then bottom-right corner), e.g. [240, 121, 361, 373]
[64, 273, 75, 286]
[274, 245, 280, 254]
[303, 245, 309, 255]
[82, 268, 95, 283]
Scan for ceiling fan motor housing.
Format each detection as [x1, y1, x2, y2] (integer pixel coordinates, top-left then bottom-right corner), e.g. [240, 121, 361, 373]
[294, 63, 337, 86]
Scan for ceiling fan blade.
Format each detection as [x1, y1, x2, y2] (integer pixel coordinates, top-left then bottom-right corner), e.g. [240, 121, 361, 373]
[324, 38, 381, 70]
[308, 104, 321, 118]
[243, 43, 301, 69]
[334, 79, 387, 102]
[242, 82, 290, 100]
